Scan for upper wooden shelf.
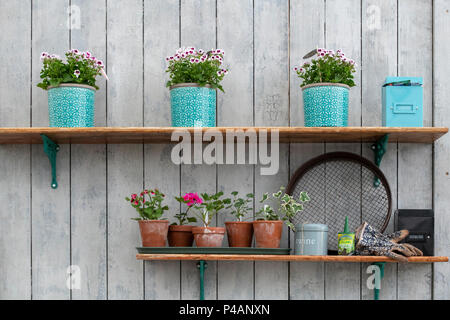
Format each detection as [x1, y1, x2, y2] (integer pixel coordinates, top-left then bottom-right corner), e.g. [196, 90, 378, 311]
[0, 127, 447, 144]
[136, 254, 448, 263]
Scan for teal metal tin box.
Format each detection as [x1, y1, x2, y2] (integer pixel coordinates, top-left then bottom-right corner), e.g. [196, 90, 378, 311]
[294, 223, 328, 255]
[382, 76, 423, 127]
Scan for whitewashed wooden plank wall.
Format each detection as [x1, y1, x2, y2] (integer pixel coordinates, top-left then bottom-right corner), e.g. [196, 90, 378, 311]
[0, 0, 449, 300]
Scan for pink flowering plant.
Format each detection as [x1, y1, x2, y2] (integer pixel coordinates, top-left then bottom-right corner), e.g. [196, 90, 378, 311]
[125, 188, 169, 220]
[193, 191, 231, 227]
[37, 49, 106, 90]
[165, 47, 229, 92]
[173, 193, 201, 225]
[294, 48, 356, 87]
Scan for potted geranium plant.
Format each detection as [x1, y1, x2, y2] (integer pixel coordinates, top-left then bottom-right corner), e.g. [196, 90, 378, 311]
[254, 187, 310, 248]
[125, 189, 169, 247]
[294, 48, 356, 127]
[165, 47, 228, 127]
[191, 191, 230, 247]
[169, 193, 201, 247]
[37, 49, 107, 127]
[224, 191, 254, 247]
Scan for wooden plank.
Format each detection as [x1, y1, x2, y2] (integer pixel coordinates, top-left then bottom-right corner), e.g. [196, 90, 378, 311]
[360, 0, 398, 300]
[325, 0, 362, 300]
[70, 0, 107, 300]
[31, 0, 71, 300]
[433, 0, 450, 300]
[0, 127, 446, 144]
[106, 0, 144, 300]
[0, 0, 31, 300]
[136, 254, 448, 263]
[397, 0, 433, 300]
[216, 0, 254, 300]
[143, 0, 180, 300]
[179, 0, 217, 300]
[254, 0, 289, 300]
[289, 0, 326, 300]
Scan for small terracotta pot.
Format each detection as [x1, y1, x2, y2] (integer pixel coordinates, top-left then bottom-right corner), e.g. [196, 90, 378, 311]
[192, 227, 225, 247]
[168, 225, 194, 247]
[138, 220, 169, 247]
[253, 220, 283, 248]
[225, 221, 253, 247]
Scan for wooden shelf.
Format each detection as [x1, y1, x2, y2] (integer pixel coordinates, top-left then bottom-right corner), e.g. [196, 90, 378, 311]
[136, 254, 448, 263]
[0, 127, 447, 144]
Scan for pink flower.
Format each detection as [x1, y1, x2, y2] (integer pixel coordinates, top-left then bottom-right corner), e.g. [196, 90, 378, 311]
[190, 58, 195, 63]
[293, 67, 298, 71]
[131, 194, 137, 200]
[96, 60, 104, 67]
[183, 193, 202, 206]
[134, 201, 139, 206]
[85, 51, 91, 58]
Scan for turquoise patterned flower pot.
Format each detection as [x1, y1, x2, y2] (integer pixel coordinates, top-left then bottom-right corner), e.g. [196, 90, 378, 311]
[48, 84, 95, 127]
[170, 83, 216, 127]
[302, 83, 350, 127]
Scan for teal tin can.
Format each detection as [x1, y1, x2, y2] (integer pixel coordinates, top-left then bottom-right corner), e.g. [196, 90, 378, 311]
[170, 83, 216, 127]
[294, 223, 328, 255]
[48, 84, 95, 127]
[302, 83, 350, 127]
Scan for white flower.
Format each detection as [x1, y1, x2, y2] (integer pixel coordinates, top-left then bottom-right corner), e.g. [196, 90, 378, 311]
[74, 70, 81, 78]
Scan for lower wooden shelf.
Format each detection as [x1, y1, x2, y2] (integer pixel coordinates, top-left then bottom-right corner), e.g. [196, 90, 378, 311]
[136, 254, 448, 263]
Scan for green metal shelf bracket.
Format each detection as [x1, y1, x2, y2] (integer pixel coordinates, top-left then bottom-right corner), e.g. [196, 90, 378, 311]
[41, 134, 59, 189]
[372, 261, 386, 300]
[371, 134, 389, 187]
[197, 260, 207, 300]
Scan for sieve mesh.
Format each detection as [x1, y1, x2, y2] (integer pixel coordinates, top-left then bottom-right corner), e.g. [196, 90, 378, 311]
[288, 153, 391, 251]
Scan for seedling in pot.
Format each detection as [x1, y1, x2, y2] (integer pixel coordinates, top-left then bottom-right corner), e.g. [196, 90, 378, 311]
[225, 191, 254, 222]
[256, 186, 310, 231]
[194, 191, 231, 227]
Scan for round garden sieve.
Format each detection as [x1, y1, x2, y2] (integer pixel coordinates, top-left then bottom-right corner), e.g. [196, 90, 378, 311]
[286, 152, 392, 253]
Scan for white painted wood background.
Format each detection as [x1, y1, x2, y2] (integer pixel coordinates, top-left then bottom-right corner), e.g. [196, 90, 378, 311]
[0, 0, 449, 300]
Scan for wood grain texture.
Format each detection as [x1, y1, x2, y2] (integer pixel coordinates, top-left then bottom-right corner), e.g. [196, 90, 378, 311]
[70, 0, 107, 300]
[143, 0, 181, 300]
[325, 0, 362, 300]
[289, 0, 326, 300]
[397, 0, 433, 300]
[106, 0, 144, 300]
[31, 0, 71, 300]
[136, 254, 448, 263]
[0, 0, 31, 299]
[0, 127, 446, 144]
[361, 0, 398, 300]
[216, 0, 254, 300]
[180, 0, 218, 300]
[254, 0, 290, 300]
[433, 0, 450, 300]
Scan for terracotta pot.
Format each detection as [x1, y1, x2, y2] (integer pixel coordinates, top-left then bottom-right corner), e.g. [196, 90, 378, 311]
[225, 221, 253, 247]
[253, 220, 283, 248]
[138, 220, 169, 247]
[192, 227, 225, 247]
[168, 225, 194, 247]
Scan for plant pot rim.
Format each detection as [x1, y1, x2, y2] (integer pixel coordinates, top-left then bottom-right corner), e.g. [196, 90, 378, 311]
[252, 220, 283, 224]
[169, 225, 194, 231]
[192, 226, 225, 234]
[225, 221, 253, 224]
[301, 82, 350, 90]
[47, 83, 96, 91]
[169, 83, 214, 90]
[138, 219, 169, 223]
